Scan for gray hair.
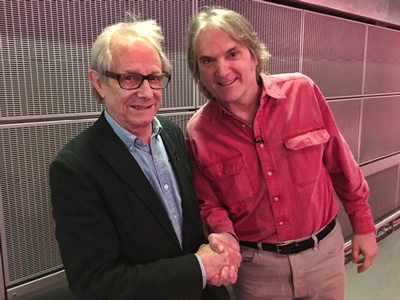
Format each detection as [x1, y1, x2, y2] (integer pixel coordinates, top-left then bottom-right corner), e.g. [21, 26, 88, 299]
[90, 15, 171, 103]
[186, 7, 271, 98]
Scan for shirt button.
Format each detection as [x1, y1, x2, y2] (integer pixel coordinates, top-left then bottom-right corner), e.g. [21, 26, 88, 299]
[173, 215, 177, 220]
[274, 197, 279, 202]
[164, 184, 169, 190]
[279, 221, 283, 226]
[135, 139, 141, 144]
[267, 171, 272, 176]
[259, 144, 264, 148]
[241, 124, 246, 128]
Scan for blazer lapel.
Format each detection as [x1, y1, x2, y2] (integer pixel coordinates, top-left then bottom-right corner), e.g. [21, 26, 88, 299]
[93, 114, 181, 249]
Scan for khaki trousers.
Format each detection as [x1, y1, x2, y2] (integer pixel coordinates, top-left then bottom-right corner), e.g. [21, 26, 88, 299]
[233, 221, 346, 300]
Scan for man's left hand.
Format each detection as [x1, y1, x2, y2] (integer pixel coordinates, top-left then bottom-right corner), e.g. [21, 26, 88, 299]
[351, 231, 378, 273]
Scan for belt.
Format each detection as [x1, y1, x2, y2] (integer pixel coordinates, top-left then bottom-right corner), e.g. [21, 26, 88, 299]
[239, 218, 336, 255]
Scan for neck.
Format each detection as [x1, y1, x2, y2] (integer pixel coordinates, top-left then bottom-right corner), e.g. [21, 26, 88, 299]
[130, 124, 153, 145]
[224, 84, 262, 126]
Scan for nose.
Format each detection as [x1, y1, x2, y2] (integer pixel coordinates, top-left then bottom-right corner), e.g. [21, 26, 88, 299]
[216, 59, 229, 77]
[137, 79, 154, 99]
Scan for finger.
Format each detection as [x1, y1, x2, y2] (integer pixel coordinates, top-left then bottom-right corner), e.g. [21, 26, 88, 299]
[208, 274, 220, 286]
[219, 266, 229, 280]
[221, 266, 237, 285]
[228, 265, 236, 279]
[351, 248, 360, 264]
[229, 253, 242, 268]
[214, 266, 229, 286]
[357, 255, 374, 273]
[208, 235, 225, 253]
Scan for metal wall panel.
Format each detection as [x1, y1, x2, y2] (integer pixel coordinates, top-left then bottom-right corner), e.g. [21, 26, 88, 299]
[303, 12, 366, 98]
[360, 96, 400, 163]
[397, 166, 400, 209]
[0, 120, 95, 286]
[0, 0, 102, 118]
[0, 0, 194, 120]
[291, 0, 400, 27]
[364, 25, 400, 95]
[162, 112, 195, 134]
[365, 166, 399, 222]
[328, 99, 362, 163]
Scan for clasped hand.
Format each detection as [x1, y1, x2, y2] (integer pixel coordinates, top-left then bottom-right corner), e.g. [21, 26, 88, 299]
[196, 232, 241, 286]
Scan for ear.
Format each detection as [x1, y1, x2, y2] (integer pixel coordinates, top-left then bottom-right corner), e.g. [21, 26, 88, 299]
[88, 69, 106, 99]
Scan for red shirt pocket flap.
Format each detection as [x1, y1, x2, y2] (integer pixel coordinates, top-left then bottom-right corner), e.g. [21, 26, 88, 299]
[203, 153, 244, 180]
[283, 129, 330, 151]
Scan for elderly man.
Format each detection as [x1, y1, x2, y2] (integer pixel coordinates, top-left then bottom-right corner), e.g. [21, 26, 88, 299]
[50, 17, 239, 300]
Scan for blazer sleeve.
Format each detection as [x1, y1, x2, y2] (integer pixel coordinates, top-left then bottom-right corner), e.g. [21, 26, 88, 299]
[49, 139, 205, 300]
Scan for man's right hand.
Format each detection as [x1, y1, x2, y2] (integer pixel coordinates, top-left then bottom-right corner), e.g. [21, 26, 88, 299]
[196, 232, 242, 286]
[207, 232, 241, 286]
[196, 243, 238, 286]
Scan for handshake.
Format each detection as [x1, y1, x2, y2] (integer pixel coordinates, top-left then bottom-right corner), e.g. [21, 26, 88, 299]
[196, 232, 242, 286]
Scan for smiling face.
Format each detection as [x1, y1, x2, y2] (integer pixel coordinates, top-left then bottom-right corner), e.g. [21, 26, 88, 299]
[196, 27, 260, 108]
[89, 35, 162, 139]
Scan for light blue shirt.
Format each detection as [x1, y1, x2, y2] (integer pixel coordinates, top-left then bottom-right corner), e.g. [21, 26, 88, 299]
[104, 110, 205, 287]
[104, 110, 183, 246]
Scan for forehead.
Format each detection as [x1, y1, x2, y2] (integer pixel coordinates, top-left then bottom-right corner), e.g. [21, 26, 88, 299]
[196, 28, 243, 56]
[110, 35, 161, 70]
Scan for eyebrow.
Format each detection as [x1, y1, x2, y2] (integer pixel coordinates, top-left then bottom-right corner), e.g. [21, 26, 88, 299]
[120, 70, 162, 75]
[198, 46, 239, 61]
[226, 46, 239, 53]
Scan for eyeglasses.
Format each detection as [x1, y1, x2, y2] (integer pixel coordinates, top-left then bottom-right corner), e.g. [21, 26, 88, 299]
[103, 71, 171, 90]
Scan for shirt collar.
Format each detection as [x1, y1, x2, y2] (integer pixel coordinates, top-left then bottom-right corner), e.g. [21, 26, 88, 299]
[260, 73, 286, 100]
[104, 109, 163, 149]
[207, 73, 286, 123]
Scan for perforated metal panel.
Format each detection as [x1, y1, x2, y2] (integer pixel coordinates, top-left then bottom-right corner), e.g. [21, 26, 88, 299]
[303, 12, 366, 98]
[328, 99, 362, 163]
[364, 25, 400, 95]
[0, 0, 194, 120]
[197, 0, 302, 105]
[0, 120, 95, 286]
[0, 0, 101, 118]
[397, 166, 400, 209]
[365, 166, 399, 222]
[161, 112, 195, 135]
[360, 96, 400, 164]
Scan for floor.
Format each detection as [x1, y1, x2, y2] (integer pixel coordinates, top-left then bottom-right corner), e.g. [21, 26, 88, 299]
[345, 228, 400, 300]
[20, 228, 400, 300]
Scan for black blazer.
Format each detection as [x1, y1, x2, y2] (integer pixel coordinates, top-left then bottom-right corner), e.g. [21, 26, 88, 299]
[50, 112, 229, 300]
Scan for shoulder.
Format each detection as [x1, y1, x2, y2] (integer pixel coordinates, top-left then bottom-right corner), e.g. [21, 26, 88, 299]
[265, 72, 315, 86]
[157, 115, 181, 131]
[51, 125, 94, 167]
[262, 72, 322, 100]
[52, 115, 109, 165]
[187, 100, 219, 131]
[156, 115, 184, 143]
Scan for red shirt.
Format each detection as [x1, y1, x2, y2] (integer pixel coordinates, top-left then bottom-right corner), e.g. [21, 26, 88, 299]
[186, 73, 375, 243]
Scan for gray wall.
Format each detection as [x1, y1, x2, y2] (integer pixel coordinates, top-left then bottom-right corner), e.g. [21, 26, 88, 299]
[0, 0, 399, 298]
[291, 0, 400, 27]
